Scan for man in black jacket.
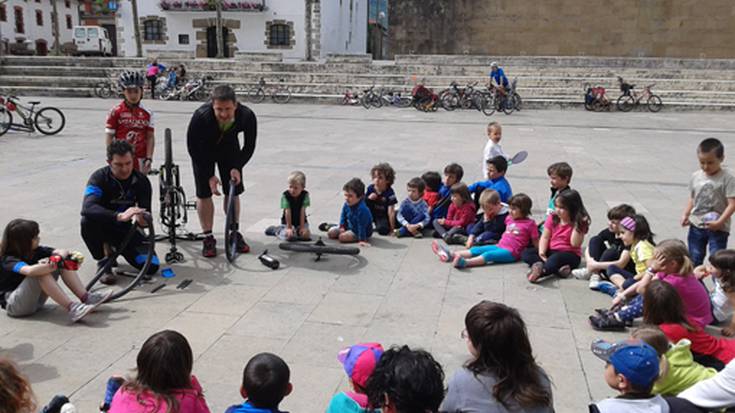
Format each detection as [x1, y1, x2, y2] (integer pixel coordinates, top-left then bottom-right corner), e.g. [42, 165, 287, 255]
[187, 85, 257, 258]
[81, 140, 159, 284]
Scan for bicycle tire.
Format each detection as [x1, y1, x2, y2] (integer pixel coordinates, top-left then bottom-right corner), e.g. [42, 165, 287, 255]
[164, 128, 173, 174]
[193, 88, 207, 101]
[647, 95, 663, 113]
[502, 98, 515, 115]
[224, 180, 239, 263]
[272, 87, 291, 104]
[617, 95, 635, 112]
[85, 214, 156, 301]
[584, 99, 595, 111]
[440, 92, 458, 111]
[0, 107, 12, 136]
[480, 94, 496, 116]
[247, 88, 265, 103]
[279, 241, 360, 256]
[34, 107, 65, 135]
[398, 96, 412, 108]
[361, 92, 373, 109]
[513, 93, 523, 111]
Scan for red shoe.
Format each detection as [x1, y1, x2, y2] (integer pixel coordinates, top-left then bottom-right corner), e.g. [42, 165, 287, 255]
[235, 232, 250, 253]
[202, 236, 217, 258]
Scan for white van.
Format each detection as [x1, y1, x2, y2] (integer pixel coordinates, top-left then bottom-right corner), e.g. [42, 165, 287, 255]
[73, 26, 113, 56]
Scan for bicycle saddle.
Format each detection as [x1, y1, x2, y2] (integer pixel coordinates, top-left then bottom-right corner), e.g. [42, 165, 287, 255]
[29, 101, 41, 105]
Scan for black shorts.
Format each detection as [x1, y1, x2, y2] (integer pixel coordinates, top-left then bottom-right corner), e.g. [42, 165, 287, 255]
[192, 159, 244, 198]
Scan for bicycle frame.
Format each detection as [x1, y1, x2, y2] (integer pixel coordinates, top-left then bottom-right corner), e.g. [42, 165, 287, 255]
[4, 97, 38, 132]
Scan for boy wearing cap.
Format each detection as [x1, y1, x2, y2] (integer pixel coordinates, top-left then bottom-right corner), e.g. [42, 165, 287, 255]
[326, 342, 383, 413]
[226, 352, 292, 413]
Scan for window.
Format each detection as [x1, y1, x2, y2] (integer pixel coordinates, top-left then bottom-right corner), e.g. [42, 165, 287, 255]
[14, 7, 24, 33]
[74, 27, 86, 38]
[0, 4, 6, 22]
[36, 9, 43, 26]
[66, 14, 72, 29]
[178, 34, 189, 45]
[269, 23, 290, 47]
[143, 20, 163, 41]
[65, 0, 71, 7]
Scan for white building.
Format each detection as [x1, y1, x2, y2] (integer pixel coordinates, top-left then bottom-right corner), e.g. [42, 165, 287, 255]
[109, 0, 367, 59]
[0, 0, 81, 55]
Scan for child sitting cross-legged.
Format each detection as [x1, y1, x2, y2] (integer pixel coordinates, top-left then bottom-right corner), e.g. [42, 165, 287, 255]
[433, 193, 538, 269]
[465, 189, 508, 248]
[468, 156, 512, 205]
[432, 183, 477, 245]
[421, 171, 442, 214]
[265, 170, 311, 241]
[573, 204, 636, 282]
[394, 177, 430, 238]
[225, 352, 292, 413]
[322, 178, 373, 246]
[365, 163, 398, 236]
[695, 249, 735, 336]
[431, 163, 463, 222]
[326, 343, 383, 413]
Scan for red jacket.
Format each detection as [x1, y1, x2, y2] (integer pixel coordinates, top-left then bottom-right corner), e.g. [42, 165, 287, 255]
[444, 202, 477, 228]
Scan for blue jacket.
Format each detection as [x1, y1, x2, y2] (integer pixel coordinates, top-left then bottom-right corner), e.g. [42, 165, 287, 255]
[468, 176, 512, 203]
[225, 401, 286, 413]
[340, 199, 373, 241]
[489, 68, 509, 88]
[431, 184, 452, 220]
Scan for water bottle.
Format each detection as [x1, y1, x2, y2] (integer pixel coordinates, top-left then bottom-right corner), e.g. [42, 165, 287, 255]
[258, 250, 280, 270]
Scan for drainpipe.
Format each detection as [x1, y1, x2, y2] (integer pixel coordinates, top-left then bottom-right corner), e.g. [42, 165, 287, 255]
[215, 0, 224, 58]
[51, 0, 61, 55]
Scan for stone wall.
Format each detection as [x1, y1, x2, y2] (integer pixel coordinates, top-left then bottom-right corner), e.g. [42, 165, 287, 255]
[388, 0, 735, 59]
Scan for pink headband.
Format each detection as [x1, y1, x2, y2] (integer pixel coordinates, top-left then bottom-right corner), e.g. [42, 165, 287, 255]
[620, 216, 636, 232]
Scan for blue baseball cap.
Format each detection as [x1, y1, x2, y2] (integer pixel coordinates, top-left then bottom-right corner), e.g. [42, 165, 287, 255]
[591, 339, 660, 388]
[337, 342, 384, 389]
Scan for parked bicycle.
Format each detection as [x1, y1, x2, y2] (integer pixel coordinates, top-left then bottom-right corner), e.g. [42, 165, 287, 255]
[94, 71, 120, 99]
[342, 89, 362, 105]
[245, 78, 292, 104]
[616, 77, 662, 112]
[377, 88, 412, 108]
[583, 83, 611, 112]
[360, 85, 381, 109]
[440, 81, 481, 111]
[0, 95, 65, 136]
[160, 76, 213, 101]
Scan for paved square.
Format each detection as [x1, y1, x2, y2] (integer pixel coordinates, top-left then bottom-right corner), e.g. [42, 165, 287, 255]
[1, 98, 733, 412]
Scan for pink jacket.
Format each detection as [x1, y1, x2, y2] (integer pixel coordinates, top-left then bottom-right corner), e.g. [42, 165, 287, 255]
[109, 375, 211, 413]
[444, 202, 477, 228]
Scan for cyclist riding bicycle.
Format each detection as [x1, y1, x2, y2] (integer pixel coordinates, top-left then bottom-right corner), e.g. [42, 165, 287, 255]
[81, 141, 160, 285]
[488, 62, 510, 93]
[105, 71, 155, 174]
[187, 85, 257, 258]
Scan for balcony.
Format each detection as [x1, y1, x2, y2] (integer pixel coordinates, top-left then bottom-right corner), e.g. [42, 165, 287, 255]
[159, 1, 266, 12]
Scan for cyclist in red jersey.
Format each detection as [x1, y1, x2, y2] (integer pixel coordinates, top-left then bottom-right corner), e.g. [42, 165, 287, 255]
[105, 71, 155, 174]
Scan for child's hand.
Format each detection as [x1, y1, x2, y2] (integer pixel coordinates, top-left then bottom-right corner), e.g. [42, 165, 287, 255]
[723, 326, 735, 337]
[680, 215, 690, 227]
[694, 265, 709, 280]
[705, 220, 726, 232]
[585, 257, 598, 270]
[298, 227, 309, 238]
[368, 193, 379, 201]
[436, 218, 445, 226]
[538, 251, 547, 262]
[465, 240, 473, 248]
[358, 241, 370, 247]
[612, 293, 625, 307]
[285, 227, 294, 239]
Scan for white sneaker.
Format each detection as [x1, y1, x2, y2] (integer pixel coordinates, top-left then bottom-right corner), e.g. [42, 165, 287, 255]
[588, 273, 601, 289]
[68, 302, 95, 323]
[572, 268, 591, 280]
[85, 289, 113, 306]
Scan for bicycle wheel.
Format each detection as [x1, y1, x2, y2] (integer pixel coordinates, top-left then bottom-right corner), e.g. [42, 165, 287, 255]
[193, 88, 207, 101]
[34, 107, 66, 135]
[647, 95, 663, 113]
[85, 214, 156, 301]
[247, 88, 266, 103]
[361, 92, 373, 109]
[272, 87, 291, 104]
[0, 107, 12, 136]
[224, 180, 239, 263]
[279, 240, 360, 256]
[440, 92, 458, 111]
[617, 95, 635, 112]
[513, 93, 523, 111]
[480, 94, 496, 116]
[95, 82, 113, 98]
[501, 97, 515, 115]
[398, 96, 412, 108]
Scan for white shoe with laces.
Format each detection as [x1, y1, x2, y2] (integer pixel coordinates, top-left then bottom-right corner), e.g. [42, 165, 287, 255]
[572, 268, 591, 280]
[588, 273, 601, 289]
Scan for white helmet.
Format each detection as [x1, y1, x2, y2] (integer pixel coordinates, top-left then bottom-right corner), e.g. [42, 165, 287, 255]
[490, 61, 499, 68]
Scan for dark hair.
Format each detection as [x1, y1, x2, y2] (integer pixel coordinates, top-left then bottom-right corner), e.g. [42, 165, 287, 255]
[366, 345, 445, 413]
[547, 162, 573, 180]
[407, 177, 426, 194]
[607, 204, 636, 221]
[553, 189, 590, 231]
[628, 214, 655, 244]
[631, 325, 670, 356]
[0, 219, 40, 260]
[450, 183, 472, 203]
[243, 353, 290, 409]
[643, 280, 695, 332]
[698, 138, 724, 159]
[486, 155, 508, 174]
[508, 193, 533, 218]
[0, 358, 36, 413]
[465, 301, 552, 409]
[211, 84, 237, 102]
[709, 249, 735, 293]
[107, 140, 135, 161]
[343, 178, 366, 198]
[421, 172, 442, 192]
[370, 163, 396, 186]
[444, 163, 464, 181]
[123, 330, 195, 413]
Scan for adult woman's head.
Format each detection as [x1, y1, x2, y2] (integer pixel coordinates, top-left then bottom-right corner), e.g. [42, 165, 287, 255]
[0, 358, 36, 413]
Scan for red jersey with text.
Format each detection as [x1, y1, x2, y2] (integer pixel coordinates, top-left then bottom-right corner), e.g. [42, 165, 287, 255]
[105, 102, 154, 167]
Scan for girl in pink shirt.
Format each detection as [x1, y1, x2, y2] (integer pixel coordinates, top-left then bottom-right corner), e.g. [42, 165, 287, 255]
[432, 193, 539, 269]
[524, 189, 590, 283]
[109, 330, 211, 413]
[432, 183, 477, 245]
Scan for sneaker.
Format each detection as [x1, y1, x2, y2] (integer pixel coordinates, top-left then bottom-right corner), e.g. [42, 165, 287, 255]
[558, 265, 572, 278]
[597, 281, 619, 298]
[393, 228, 403, 238]
[68, 302, 97, 323]
[235, 231, 250, 253]
[527, 262, 544, 283]
[447, 234, 467, 245]
[318, 222, 332, 232]
[202, 236, 216, 258]
[413, 231, 423, 239]
[84, 289, 113, 306]
[572, 268, 591, 280]
[588, 273, 601, 289]
[99, 270, 117, 286]
[453, 255, 467, 269]
[589, 313, 627, 331]
[431, 240, 453, 262]
[264, 225, 278, 236]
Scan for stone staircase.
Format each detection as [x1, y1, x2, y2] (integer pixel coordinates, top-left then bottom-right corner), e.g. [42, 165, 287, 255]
[2, 54, 735, 110]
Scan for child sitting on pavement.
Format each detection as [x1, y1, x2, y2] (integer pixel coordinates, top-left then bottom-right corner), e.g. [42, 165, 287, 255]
[695, 249, 735, 336]
[225, 352, 292, 413]
[394, 178, 431, 238]
[574, 204, 636, 284]
[481, 121, 507, 179]
[326, 343, 383, 413]
[431, 163, 463, 222]
[631, 325, 717, 396]
[465, 189, 508, 247]
[265, 171, 311, 241]
[324, 178, 373, 246]
[433, 193, 538, 269]
[540, 162, 573, 230]
[365, 163, 398, 236]
[433, 183, 477, 245]
[468, 156, 512, 204]
[421, 171, 442, 214]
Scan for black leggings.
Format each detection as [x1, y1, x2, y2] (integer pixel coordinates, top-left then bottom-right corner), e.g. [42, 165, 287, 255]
[588, 231, 635, 274]
[373, 214, 391, 236]
[147, 75, 157, 99]
[521, 248, 581, 276]
[432, 220, 466, 239]
[81, 217, 159, 274]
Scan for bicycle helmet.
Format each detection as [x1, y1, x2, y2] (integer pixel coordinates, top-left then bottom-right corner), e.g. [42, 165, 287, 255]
[490, 61, 499, 68]
[118, 71, 145, 89]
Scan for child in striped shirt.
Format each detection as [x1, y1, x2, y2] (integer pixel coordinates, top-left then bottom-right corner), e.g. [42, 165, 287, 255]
[394, 177, 431, 238]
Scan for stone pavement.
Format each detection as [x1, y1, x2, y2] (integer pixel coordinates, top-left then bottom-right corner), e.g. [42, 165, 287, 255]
[0, 98, 733, 412]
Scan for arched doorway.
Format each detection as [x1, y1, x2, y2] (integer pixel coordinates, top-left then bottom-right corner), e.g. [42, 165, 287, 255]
[206, 26, 230, 58]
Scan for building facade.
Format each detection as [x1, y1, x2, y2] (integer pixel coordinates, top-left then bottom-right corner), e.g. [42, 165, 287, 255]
[0, 0, 81, 55]
[82, 0, 367, 59]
